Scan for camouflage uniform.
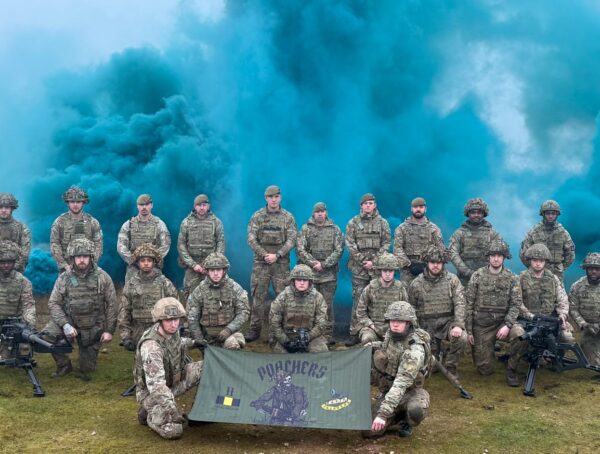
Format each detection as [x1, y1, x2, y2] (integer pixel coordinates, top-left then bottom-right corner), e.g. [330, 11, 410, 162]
[177, 197, 225, 299]
[247, 194, 297, 338]
[569, 253, 600, 366]
[43, 240, 117, 375]
[519, 201, 575, 281]
[345, 196, 391, 336]
[449, 199, 502, 288]
[0, 193, 32, 272]
[296, 204, 344, 338]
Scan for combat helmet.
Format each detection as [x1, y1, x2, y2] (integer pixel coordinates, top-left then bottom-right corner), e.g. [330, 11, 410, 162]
[539, 200, 561, 215]
[487, 239, 512, 259]
[66, 238, 96, 259]
[0, 240, 20, 261]
[422, 244, 450, 263]
[289, 264, 314, 281]
[62, 187, 89, 204]
[204, 252, 230, 270]
[0, 193, 18, 209]
[524, 243, 552, 261]
[463, 198, 489, 217]
[384, 301, 417, 324]
[375, 252, 400, 270]
[132, 243, 162, 265]
[581, 252, 600, 269]
[151, 297, 186, 322]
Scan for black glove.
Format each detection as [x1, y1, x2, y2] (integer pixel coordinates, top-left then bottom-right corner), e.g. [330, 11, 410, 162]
[408, 262, 425, 276]
[122, 338, 136, 351]
[283, 341, 294, 352]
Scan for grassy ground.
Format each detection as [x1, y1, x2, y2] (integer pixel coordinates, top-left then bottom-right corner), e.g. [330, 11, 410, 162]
[1, 298, 600, 454]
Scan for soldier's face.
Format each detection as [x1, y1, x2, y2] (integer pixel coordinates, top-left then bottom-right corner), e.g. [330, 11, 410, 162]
[468, 209, 484, 224]
[411, 205, 426, 218]
[530, 258, 546, 272]
[137, 202, 152, 217]
[427, 261, 443, 276]
[265, 194, 281, 209]
[138, 257, 155, 272]
[380, 269, 395, 283]
[68, 201, 84, 214]
[543, 211, 558, 223]
[160, 318, 180, 335]
[586, 267, 600, 282]
[313, 210, 327, 223]
[294, 279, 310, 292]
[389, 320, 409, 333]
[208, 268, 225, 283]
[361, 200, 376, 214]
[74, 255, 91, 270]
[489, 254, 504, 269]
[0, 260, 15, 275]
[0, 206, 12, 219]
[194, 202, 210, 216]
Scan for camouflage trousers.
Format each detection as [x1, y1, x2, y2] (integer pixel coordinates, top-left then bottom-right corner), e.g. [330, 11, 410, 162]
[271, 335, 329, 353]
[581, 331, 600, 366]
[182, 268, 206, 302]
[507, 323, 575, 371]
[471, 320, 505, 375]
[42, 320, 102, 374]
[138, 360, 203, 440]
[419, 317, 467, 371]
[359, 324, 385, 345]
[313, 280, 337, 338]
[349, 274, 371, 335]
[249, 261, 289, 336]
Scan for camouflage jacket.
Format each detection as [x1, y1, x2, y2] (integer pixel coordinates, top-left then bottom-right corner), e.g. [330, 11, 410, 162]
[519, 222, 575, 272]
[269, 285, 328, 344]
[296, 217, 344, 283]
[449, 220, 502, 280]
[569, 277, 600, 327]
[187, 275, 249, 340]
[393, 216, 443, 268]
[356, 278, 409, 335]
[465, 266, 522, 333]
[518, 268, 569, 318]
[50, 212, 103, 270]
[117, 214, 171, 265]
[0, 217, 31, 272]
[177, 211, 225, 269]
[0, 270, 36, 326]
[247, 207, 297, 262]
[48, 264, 117, 334]
[345, 209, 391, 277]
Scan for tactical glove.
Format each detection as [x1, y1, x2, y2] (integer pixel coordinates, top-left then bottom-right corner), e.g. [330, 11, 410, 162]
[218, 328, 232, 342]
[122, 338, 136, 351]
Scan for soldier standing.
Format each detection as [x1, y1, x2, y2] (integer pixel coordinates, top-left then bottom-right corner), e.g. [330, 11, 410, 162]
[187, 252, 249, 349]
[519, 200, 575, 281]
[466, 240, 521, 378]
[356, 253, 408, 345]
[269, 264, 329, 353]
[117, 194, 171, 281]
[296, 202, 343, 344]
[449, 198, 502, 288]
[50, 187, 103, 273]
[569, 253, 600, 366]
[0, 193, 31, 272]
[177, 194, 225, 300]
[246, 185, 297, 342]
[408, 245, 467, 380]
[366, 301, 432, 439]
[42, 239, 117, 381]
[345, 193, 391, 346]
[118, 244, 178, 351]
[135, 297, 203, 440]
[393, 197, 443, 286]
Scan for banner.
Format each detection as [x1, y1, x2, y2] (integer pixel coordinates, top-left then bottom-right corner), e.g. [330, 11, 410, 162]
[189, 346, 372, 430]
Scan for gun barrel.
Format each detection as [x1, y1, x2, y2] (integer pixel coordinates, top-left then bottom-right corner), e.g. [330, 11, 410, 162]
[22, 330, 55, 349]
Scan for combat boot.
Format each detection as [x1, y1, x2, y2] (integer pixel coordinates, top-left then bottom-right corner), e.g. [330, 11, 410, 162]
[397, 421, 413, 438]
[344, 335, 360, 347]
[51, 362, 72, 378]
[244, 330, 260, 343]
[506, 367, 519, 387]
[138, 407, 148, 426]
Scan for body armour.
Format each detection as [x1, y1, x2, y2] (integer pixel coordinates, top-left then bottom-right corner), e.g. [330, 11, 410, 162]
[0, 271, 25, 319]
[51, 212, 103, 267]
[129, 217, 160, 251]
[63, 268, 104, 330]
[520, 269, 560, 316]
[346, 210, 391, 275]
[247, 207, 297, 260]
[0, 219, 31, 271]
[126, 271, 172, 323]
[358, 279, 409, 328]
[449, 220, 501, 278]
[394, 217, 443, 268]
[177, 212, 225, 268]
[570, 277, 600, 325]
[296, 217, 344, 283]
[520, 222, 575, 270]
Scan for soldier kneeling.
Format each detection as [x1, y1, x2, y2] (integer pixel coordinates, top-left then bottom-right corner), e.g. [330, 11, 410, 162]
[135, 297, 203, 440]
[366, 301, 432, 439]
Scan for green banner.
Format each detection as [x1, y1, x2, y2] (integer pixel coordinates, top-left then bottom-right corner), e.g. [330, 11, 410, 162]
[189, 346, 372, 430]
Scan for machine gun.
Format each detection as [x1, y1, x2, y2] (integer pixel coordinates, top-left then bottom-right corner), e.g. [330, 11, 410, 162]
[0, 318, 72, 397]
[518, 314, 600, 397]
[284, 329, 310, 353]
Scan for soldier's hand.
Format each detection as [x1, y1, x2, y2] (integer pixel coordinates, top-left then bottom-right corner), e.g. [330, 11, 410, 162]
[450, 326, 463, 338]
[218, 328, 232, 342]
[467, 334, 474, 346]
[312, 261, 323, 272]
[100, 332, 113, 343]
[264, 253, 278, 264]
[64, 264, 72, 273]
[362, 260, 374, 270]
[62, 323, 77, 339]
[122, 338, 136, 351]
[193, 264, 204, 273]
[496, 325, 510, 340]
[558, 314, 567, 328]
[371, 416, 386, 432]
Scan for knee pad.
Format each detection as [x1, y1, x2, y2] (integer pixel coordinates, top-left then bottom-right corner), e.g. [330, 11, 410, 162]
[406, 403, 425, 426]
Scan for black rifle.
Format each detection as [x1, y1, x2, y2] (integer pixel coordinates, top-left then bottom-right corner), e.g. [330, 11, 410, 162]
[0, 318, 72, 397]
[518, 314, 600, 397]
[285, 329, 310, 353]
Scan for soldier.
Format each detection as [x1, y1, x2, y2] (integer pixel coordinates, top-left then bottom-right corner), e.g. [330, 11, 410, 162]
[118, 244, 178, 351]
[466, 240, 521, 377]
[0, 193, 31, 272]
[393, 197, 444, 286]
[177, 194, 225, 299]
[366, 301, 432, 439]
[345, 193, 391, 346]
[296, 202, 344, 344]
[408, 244, 467, 379]
[356, 253, 408, 345]
[135, 297, 203, 440]
[506, 244, 574, 386]
[187, 252, 249, 349]
[519, 200, 575, 281]
[118, 194, 171, 280]
[569, 252, 600, 366]
[0, 241, 36, 359]
[246, 185, 297, 342]
[42, 238, 117, 381]
[449, 198, 502, 288]
[50, 187, 103, 273]
[269, 264, 329, 353]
